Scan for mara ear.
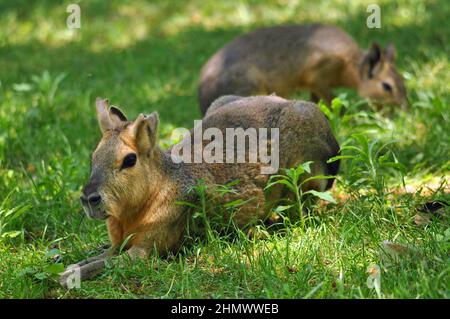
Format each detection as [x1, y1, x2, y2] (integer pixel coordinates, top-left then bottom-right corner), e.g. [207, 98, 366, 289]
[131, 112, 159, 154]
[95, 98, 127, 133]
[110, 106, 128, 122]
[361, 43, 384, 78]
[96, 97, 112, 133]
[385, 43, 397, 62]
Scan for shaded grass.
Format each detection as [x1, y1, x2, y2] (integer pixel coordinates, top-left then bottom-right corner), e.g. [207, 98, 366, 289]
[0, 0, 449, 298]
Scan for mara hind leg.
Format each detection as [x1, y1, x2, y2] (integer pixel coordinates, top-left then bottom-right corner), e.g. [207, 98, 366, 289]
[216, 166, 268, 229]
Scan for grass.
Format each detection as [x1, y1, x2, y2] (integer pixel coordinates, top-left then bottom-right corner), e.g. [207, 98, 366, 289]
[0, 0, 449, 298]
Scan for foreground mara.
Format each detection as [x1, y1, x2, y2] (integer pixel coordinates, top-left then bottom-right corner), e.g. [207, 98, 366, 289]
[199, 24, 408, 114]
[59, 95, 340, 286]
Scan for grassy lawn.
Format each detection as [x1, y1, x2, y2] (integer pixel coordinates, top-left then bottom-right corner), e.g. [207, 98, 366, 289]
[0, 0, 449, 298]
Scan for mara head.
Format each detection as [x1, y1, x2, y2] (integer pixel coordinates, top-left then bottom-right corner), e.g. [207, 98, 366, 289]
[358, 43, 408, 109]
[80, 98, 160, 220]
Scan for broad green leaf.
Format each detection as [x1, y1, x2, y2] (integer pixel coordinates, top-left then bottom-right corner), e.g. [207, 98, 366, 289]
[13, 83, 33, 92]
[327, 155, 354, 163]
[304, 190, 337, 204]
[35, 272, 49, 280]
[318, 102, 331, 118]
[175, 201, 197, 208]
[265, 179, 296, 192]
[1, 230, 21, 238]
[45, 248, 61, 258]
[224, 199, 245, 208]
[299, 161, 313, 174]
[274, 205, 294, 213]
[18, 267, 36, 277]
[44, 263, 65, 275]
[300, 175, 335, 187]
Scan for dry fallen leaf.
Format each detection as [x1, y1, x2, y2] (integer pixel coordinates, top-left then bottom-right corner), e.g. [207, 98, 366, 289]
[286, 266, 297, 273]
[367, 265, 380, 276]
[381, 240, 420, 263]
[418, 201, 447, 218]
[414, 213, 431, 226]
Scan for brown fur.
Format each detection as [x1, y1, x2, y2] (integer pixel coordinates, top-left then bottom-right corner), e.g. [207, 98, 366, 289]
[198, 24, 408, 114]
[60, 96, 340, 286]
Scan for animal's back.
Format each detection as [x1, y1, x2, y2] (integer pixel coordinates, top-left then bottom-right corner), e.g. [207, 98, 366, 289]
[178, 96, 339, 226]
[199, 24, 360, 113]
[202, 95, 339, 172]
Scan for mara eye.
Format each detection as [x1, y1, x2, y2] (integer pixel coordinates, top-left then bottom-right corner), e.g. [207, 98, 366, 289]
[382, 82, 393, 93]
[121, 153, 137, 170]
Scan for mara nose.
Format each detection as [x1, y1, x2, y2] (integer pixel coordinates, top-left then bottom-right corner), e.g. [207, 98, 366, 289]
[80, 193, 102, 206]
